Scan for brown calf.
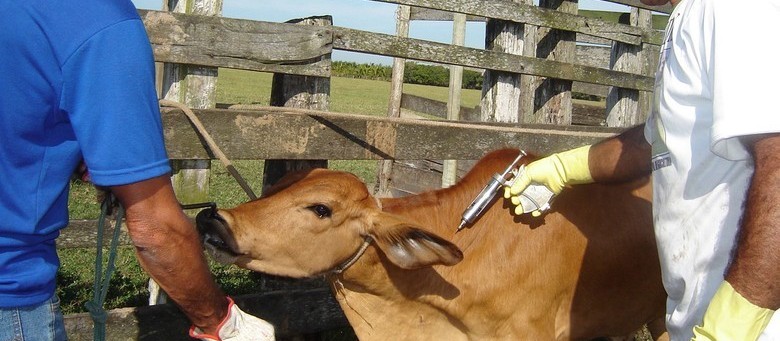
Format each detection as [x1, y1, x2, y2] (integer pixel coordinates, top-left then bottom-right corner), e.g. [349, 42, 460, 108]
[196, 149, 667, 340]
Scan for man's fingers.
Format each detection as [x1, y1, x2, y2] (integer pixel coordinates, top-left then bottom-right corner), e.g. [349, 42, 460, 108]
[509, 175, 531, 196]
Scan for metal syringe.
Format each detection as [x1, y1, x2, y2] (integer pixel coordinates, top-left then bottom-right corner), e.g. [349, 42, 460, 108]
[456, 151, 526, 232]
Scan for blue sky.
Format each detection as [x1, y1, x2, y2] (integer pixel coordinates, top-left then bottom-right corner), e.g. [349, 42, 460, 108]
[132, 0, 630, 64]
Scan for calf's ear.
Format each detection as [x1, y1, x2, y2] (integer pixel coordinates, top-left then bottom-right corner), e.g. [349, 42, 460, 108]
[369, 213, 463, 269]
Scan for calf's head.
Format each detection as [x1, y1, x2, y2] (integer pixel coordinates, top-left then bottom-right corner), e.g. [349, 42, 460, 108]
[196, 168, 463, 278]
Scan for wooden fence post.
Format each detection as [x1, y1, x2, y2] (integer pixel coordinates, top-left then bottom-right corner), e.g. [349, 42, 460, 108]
[442, 13, 467, 188]
[481, 0, 528, 124]
[262, 16, 332, 193]
[524, 0, 577, 125]
[156, 0, 222, 305]
[375, 5, 410, 197]
[161, 0, 221, 208]
[606, 8, 655, 127]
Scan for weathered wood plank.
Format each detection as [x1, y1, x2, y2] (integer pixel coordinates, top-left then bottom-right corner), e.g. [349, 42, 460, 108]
[410, 7, 484, 21]
[606, 8, 655, 127]
[332, 27, 654, 91]
[481, 0, 526, 124]
[390, 159, 474, 197]
[139, 10, 332, 77]
[526, 0, 577, 126]
[409, 5, 671, 25]
[64, 290, 350, 340]
[377, 5, 412, 197]
[400, 93, 603, 126]
[401, 93, 480, 121]
[160, 106, 622, 161]
[576, 44, 612, 69]
[571, 44, 613, 97]
[573, 81, 610, 97]
[372, 0, 663, 45]
[577, 33, 613, 46]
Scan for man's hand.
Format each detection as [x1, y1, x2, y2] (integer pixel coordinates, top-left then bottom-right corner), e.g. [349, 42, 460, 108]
[503, 145, 593, 215]
[692, 281, 775, 341]
[190, 297, 275, 341]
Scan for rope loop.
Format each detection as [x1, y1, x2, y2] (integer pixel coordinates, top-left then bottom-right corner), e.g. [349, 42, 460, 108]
[159, 99, 257, 200]
[84, 301, 108, 324]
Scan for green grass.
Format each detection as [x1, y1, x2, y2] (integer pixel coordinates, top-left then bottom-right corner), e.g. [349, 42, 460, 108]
[58, 245, 265, 314]
[216, 68, 483, 116]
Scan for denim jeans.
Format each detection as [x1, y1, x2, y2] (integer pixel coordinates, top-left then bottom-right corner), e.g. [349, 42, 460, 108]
[0, 295, 67, 341]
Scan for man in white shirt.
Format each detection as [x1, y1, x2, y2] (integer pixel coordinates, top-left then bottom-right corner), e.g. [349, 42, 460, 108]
[505, 0, 780, 339]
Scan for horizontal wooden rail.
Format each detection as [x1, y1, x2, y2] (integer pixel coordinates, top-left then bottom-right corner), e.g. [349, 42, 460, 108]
[410, 7, 484, 21]
[160, 106, 623, 161]
[399, 93, 606, 125]
[373, 0, 663, 45]
[411, 7, 670, 22]
[332, 27, 654, 90]
[140, 10, 332, 77]
[400, 93, 480, 121]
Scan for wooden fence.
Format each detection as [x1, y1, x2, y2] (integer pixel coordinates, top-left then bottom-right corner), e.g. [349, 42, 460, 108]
[62, 0, 669, 339]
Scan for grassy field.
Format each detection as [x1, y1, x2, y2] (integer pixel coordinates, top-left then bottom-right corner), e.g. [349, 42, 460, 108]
[61, 70, 483, 315]
[216, 68, 484, 116]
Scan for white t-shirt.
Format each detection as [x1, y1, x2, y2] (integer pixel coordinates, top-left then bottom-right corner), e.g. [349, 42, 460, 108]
[644, 0, 780, 339]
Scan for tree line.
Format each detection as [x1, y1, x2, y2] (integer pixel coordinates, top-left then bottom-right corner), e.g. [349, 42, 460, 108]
[332, 61, 483, 90]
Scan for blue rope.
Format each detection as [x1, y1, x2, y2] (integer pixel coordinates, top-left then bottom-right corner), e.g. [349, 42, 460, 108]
[85, 194, 125, 341]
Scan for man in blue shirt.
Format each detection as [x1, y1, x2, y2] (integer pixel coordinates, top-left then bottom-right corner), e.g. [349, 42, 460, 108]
[0, 0, 273, 339]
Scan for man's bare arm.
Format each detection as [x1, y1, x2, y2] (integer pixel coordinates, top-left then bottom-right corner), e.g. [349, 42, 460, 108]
[589, 124, 653, 182]
[110, 175, 228, 334]
[727, 133, 780, 309]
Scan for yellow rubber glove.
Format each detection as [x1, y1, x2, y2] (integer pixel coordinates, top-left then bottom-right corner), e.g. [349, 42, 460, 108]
[503, 145, 593, 216]
[692, 281, 775, 341]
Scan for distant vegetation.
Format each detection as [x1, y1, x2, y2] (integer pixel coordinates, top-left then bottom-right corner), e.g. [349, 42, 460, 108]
[331, 61, 599, 101]
[332, 61, 483, 90]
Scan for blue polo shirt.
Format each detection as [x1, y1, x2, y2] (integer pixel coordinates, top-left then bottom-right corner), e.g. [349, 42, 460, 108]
[0, 0, 171, 307]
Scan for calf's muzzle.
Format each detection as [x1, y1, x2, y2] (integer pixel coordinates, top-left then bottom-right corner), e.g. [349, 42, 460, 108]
[195, 208, 234, 252]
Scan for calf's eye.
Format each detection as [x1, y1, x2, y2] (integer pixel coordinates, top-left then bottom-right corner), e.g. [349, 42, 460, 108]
[307, 204, 332, 218]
